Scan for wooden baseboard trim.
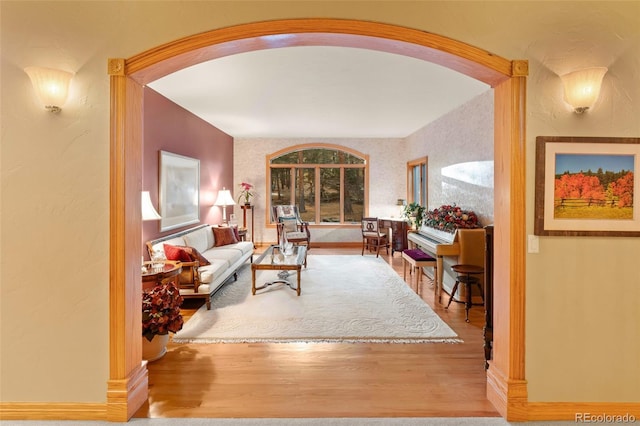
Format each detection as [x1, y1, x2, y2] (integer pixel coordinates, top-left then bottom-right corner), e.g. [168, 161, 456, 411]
[528, 402, 640, 421]
[486, 364, 528, 421]
[0, 402, 106, 421]
[106, 362, 149, 421]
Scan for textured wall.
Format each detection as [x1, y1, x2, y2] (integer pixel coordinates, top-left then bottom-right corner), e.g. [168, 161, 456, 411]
[234, 137, 405, 244]
[406, 90, 494, 226]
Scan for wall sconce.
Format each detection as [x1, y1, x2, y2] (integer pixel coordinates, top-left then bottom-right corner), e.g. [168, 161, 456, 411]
[214, 188, 236, 224]
[141, 191, 161, 221]
[24, 66, 74, 113]
[560, 67, 607, 114]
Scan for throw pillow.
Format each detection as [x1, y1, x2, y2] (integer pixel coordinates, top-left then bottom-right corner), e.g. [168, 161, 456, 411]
[279, 217, 298, 232]
[231, 225, 240, 241]
[212, 226, 239, 247]
[179, 246, 211, 266]
[163, 244, 192, 262]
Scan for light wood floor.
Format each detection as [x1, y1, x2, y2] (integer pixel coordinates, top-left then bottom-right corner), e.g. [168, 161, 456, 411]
[135, 247, 498, 419]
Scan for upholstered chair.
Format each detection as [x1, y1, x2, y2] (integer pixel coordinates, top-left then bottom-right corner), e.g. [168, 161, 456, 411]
[271, 205, 311, 248]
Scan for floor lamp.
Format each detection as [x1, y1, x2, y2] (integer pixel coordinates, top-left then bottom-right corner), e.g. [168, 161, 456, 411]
[214, 188, 235, 224]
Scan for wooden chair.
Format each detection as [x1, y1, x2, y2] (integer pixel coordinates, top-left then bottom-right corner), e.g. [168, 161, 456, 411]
[361, 217, 389, 258]
[271, 205, 311, 248]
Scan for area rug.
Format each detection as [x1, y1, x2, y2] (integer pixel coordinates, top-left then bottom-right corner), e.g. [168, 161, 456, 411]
[172, 255, 460, 344]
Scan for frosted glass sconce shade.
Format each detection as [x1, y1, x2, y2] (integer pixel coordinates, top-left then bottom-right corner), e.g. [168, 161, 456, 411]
[24, 66, 74, 113]
[560, 67, 607, 114]
[141, 191, 161, 221]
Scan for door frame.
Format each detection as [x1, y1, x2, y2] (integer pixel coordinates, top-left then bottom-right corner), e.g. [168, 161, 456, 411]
[107, 18, 528, 421]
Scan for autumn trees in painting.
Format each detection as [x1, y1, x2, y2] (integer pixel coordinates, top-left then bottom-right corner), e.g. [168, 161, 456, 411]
[554, 154, 634, 219]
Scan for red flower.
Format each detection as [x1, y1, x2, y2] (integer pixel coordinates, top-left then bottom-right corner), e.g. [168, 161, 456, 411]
[423, 204, 480, 233]
[142, 281, 183, 342]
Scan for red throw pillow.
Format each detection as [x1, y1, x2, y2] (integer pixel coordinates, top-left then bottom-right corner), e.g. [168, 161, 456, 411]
[180, 246, 211, 266]
[163, 244, 192, 262]
[213, 227, 238, 247]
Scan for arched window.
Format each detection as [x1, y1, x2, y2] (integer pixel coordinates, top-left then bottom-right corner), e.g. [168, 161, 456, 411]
[268, 144, 368, 224]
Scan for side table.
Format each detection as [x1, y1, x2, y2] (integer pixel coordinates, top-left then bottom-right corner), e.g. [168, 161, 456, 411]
[241, 204, 255, 247]
[142, 260, 182, 291]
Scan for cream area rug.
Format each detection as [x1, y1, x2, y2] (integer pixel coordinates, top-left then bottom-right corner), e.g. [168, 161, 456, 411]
[172, 255, 460, 344]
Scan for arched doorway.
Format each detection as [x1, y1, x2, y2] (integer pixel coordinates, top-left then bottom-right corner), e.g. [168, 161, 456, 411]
[107, 19, 527, 421]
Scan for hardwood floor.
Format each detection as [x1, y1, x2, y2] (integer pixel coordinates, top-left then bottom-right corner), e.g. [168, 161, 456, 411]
[135, 247, 498, 419]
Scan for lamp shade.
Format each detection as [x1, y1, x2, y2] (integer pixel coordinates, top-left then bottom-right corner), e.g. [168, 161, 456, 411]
[141, 191, 161, 221]
[214, 188, 236, 206]
[24, 66, 74, 112]
[560, 67, 607, 113]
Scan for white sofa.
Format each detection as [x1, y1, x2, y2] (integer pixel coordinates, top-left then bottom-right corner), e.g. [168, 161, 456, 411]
[146, 224, 253, 309]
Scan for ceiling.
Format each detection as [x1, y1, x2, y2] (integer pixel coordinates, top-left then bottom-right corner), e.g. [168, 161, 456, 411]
[147, 46, 490, 139]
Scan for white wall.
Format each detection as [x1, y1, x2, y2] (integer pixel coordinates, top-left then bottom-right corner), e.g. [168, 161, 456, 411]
[1, 0, 638, 406]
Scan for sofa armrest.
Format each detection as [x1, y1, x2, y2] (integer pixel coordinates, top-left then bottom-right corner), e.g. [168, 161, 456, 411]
[176, 260, 201, 293]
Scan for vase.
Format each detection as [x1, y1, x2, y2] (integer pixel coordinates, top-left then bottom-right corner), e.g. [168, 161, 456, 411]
[142, 334, 169, 362]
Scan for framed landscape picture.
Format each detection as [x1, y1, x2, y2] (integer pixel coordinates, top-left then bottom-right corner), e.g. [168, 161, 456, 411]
[159, 150, 200, 232]
[534, 136, 640, 236]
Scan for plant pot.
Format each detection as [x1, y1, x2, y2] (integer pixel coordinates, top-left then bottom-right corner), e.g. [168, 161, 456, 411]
[142, 334, 169, 362]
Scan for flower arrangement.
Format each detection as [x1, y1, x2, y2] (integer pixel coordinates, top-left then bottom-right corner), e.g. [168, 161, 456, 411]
[142, 281, 184, 342]
[237, 182, 254, 205]
[423, 204, 480, 233]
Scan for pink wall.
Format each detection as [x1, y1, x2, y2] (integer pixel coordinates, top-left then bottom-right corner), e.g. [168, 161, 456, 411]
[142, 88, 234, 254]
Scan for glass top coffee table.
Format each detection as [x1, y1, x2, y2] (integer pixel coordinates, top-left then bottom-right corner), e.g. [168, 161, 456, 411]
[251, 244, 307, 296]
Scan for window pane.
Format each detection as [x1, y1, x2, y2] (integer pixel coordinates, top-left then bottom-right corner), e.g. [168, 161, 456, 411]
[412, 165, 421, 204]
[295, 168, 315, 223]
[299, 148, 365, 164]
[320, 168, 340, 222]
[344, 168, 365, 223]
[271, 168, 292, 206]
[421, 164, 427, 205]
[271, 152, 300, 164]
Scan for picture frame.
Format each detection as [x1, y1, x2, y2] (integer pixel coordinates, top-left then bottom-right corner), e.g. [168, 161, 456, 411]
[159, 150, 200, 232]
[534, 136, 640, 237]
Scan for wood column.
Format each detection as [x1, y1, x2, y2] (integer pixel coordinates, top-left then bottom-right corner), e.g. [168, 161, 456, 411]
[106, 58, 148, 422]
[486, 60, 528, 421]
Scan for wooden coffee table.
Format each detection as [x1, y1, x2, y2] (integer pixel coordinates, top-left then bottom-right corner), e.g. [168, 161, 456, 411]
[251, 244, 307, 296]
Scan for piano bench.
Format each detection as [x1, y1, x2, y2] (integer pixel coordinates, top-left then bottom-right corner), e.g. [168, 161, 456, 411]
[402, 249, 437, 294]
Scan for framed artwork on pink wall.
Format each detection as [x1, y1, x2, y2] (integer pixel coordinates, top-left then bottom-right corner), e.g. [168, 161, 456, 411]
[159, 150, 200, 231]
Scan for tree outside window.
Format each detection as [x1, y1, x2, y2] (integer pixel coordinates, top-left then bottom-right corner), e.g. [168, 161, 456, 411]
[268, 145, 368, 224]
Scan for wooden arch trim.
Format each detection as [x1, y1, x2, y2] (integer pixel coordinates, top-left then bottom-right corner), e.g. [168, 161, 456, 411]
[125, 19, 512, 87]
[109, 18, 527, 422]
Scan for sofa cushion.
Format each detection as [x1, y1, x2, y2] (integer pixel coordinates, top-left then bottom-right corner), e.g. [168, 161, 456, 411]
[227, 241, 254, 256]
[197, 259, 228, 284]
[212, 227, 238, 246]
[203, 247, 242, 267]
[183, 225, 213, 253]
[164, 244, 192, 262]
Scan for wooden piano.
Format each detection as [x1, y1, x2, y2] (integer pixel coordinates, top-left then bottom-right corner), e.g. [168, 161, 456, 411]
[407, 224, 485, 304]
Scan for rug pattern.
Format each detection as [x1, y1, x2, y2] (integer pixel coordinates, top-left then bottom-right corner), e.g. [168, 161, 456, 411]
[173, 255, 461, 344]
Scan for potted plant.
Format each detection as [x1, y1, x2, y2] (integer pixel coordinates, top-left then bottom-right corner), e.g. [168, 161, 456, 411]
[142, 281, 184, 361]
[402, 202, 426, 229]
[237, 182, 255, 205]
